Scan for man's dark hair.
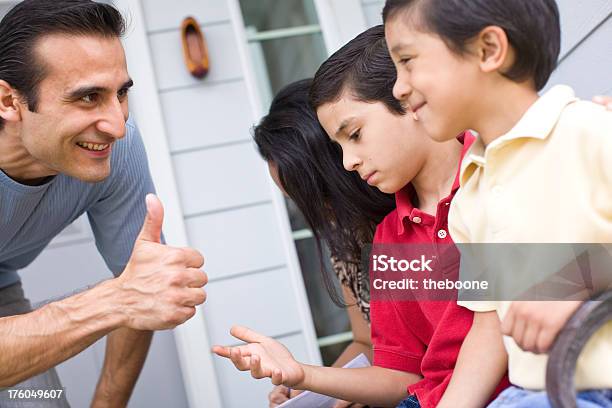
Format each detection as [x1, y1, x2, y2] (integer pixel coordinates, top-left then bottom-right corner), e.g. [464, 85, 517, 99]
[255, 79, 394, 307]
[382, 0, 560, 90]
[310, 25, 405, 114]
[0, 0, 126, 130]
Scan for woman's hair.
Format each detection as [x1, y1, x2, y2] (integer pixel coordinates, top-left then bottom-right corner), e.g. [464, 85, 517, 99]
[254, 79, 395, 306]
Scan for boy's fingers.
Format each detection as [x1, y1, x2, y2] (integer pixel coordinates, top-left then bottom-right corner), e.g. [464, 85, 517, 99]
[592, 95, 605, 103]
[278, 385, 290, 397]
[269, 400, 283, 408]
[536, 329, 556, 354]
[249, 353, 259, 377]
[592, 95, 612, 110]
[250, 354, 267, 379]
[511, 317, 527, 349]
[271, 368, 283, 386]
[269, 386, 289, 405]
[229, 347, 241, 368]
[231, 325, 268, 343]
[230, 347, 250, 370]
[289, 388, 303, 398]
[501, 308, 516, 336]
[592, 95, 611, 104]
[521, 323, 539, 353]
[211, 345, 230, 358]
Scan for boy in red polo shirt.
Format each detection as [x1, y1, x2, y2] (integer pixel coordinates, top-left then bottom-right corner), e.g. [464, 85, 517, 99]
[213, 26, 508, 408]
[368, 133, 480, 408]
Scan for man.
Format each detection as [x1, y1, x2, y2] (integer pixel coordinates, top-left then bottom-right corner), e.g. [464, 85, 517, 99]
[0, 1, 207, 406]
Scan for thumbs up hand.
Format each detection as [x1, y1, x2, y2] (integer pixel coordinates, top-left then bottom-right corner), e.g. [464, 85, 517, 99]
[137, 194, 165, 243]
[115, 194, 208, 331]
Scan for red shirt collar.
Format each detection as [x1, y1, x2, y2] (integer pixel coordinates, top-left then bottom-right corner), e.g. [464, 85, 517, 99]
[395, 131, 475, 233]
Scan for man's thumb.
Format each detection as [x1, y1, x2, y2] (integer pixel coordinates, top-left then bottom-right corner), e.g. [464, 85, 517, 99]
[138, 194, 164, 242]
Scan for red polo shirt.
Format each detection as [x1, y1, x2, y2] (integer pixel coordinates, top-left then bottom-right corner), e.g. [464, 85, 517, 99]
[370, 132, 508, 408]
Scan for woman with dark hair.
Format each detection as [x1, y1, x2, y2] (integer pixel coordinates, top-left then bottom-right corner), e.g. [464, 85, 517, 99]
[253, 78, 395, 407]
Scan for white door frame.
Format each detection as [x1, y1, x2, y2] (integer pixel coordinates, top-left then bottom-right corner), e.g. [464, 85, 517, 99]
[313, 0, 369, 54]
[226, 0, 323, 366]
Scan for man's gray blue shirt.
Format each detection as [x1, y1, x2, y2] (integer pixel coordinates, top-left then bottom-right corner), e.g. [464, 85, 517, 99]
[0, 118, 155, 289]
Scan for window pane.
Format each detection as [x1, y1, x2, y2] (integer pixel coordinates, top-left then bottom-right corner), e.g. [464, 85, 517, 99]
[320, 340, 352, 366]
[239, 0, 319, 32]
[251, 32, 327, 104]
[294, 237, 350, 339]
[285, 198, 310, 231]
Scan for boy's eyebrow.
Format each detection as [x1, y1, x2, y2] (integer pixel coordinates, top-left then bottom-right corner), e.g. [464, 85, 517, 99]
[390, 42, 412, 54]
[65, 78, 134, 100]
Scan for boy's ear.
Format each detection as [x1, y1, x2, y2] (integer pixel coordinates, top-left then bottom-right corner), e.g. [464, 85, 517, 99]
[0, 80, 23, 124]
[475, 26, 510, 74]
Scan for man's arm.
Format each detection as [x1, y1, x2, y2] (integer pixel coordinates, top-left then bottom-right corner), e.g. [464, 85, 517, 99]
[92, 328, 153, 408]
[437, 311, 507, 408]
[0, 279, 123, 387]
[0, 195, 207, 388]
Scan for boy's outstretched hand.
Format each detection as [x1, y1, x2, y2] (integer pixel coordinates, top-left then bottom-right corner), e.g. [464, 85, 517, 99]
[212, 325, 306, 387]
[501, 301, 582, 354]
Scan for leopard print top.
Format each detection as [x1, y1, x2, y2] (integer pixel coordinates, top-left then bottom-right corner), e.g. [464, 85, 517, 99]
[331, 254, 370, 323]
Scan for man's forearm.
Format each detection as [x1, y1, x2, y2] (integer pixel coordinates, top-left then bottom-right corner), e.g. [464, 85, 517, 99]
[0, 279, 124, 387]
[297, 365, 420, 407]
[92, 328, 152, 408]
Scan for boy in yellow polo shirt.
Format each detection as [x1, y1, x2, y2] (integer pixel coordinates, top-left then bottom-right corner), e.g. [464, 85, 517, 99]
[383, 0, 611, 407]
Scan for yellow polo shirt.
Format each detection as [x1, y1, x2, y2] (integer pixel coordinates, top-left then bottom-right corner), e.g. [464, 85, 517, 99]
[449, 85, 612, 390]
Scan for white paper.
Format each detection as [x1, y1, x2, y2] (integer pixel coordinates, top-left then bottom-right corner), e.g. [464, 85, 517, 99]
[277, 353, 371, 408]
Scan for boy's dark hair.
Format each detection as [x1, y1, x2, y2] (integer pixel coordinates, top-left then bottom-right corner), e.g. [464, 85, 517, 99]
[382, 0, 560, 90]
[310, 25, 405, 114]
[255, 79, 394, 307]
[0, 0, 126, 130]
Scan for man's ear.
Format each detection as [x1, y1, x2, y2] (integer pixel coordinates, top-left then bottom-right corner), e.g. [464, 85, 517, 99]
[0, 80, 23, 124]
[475, 26, 511, 74]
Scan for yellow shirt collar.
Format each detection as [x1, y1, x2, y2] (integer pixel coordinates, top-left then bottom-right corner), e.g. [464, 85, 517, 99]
[460, 85, 578, 186]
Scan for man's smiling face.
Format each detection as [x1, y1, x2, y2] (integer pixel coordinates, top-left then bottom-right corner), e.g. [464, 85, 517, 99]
[17, 33, 132, 182]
